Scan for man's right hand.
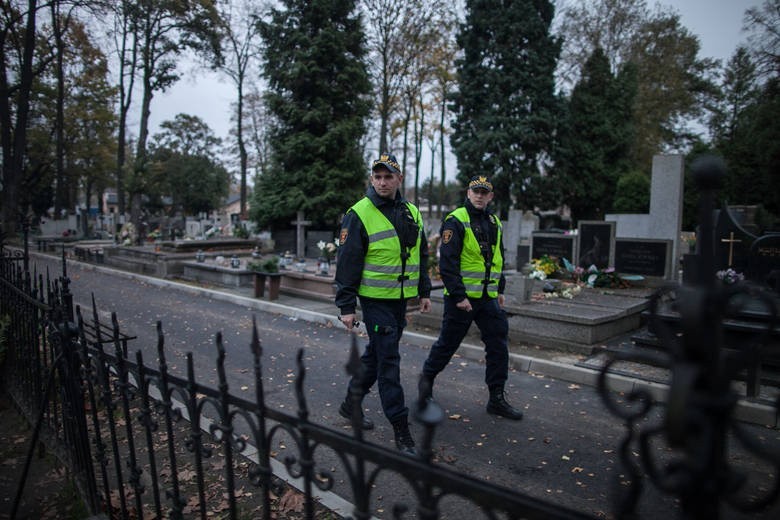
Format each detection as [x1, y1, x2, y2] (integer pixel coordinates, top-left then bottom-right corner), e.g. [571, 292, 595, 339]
[340, 313, 358, 330]
[455, 298, 472, 312]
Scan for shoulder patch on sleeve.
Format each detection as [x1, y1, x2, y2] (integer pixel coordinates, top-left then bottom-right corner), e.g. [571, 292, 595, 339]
[339, 228, 348, 245]
[442, 229, 453, 244]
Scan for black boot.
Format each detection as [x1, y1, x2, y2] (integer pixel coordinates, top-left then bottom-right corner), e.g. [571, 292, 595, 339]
[391, 417, 417, 456]
[417, 373, 435, 404]
[486, 387, 524, 420]
[339, 395, 374, 430]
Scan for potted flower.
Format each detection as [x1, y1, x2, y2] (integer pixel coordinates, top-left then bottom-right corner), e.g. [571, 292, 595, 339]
[316, 240, 338, 275]
[248, 257, 279, 274]
[248, 257, 282, 300]
[147, 229, 161, 242]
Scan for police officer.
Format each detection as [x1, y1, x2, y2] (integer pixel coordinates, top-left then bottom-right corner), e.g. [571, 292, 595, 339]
[418, 175, 523, 420]
[336, 153, 432, 455]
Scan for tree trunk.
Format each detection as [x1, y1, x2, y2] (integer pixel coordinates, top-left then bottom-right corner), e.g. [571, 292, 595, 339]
[237, 79, 248, 219]
[438, 90, 447, 218]
[1, 0, 38, 234]
[52, 0, 66, 219]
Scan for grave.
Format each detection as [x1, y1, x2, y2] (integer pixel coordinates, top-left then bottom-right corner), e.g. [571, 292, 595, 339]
[415, 275, 653, 354]
[614, 238, 672, 279]
[708, 204, 780, 293]
[713, 205, 755, 273]
[181, 260, 256, 288]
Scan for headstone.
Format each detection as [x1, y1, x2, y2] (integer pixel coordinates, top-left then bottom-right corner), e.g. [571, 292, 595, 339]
[273, 230, 296, 255]
[577, 221, 616, 269]
[605, 154, 684, 278]
[520, 210, 540, 238]
[516, 244, 530, 268]
[290, 210, 312, 259]
[501, 210, 540, 271]
[747, 234, 780, 291]
[530, 232, 576, 265]
[727, 205, 761, 235]
[186, 220, 202, 238]
[713, 206, 756, 272]
[614, 239, 672, 278]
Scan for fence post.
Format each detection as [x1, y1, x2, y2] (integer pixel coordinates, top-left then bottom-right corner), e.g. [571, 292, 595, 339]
[55, 318, 100, 514]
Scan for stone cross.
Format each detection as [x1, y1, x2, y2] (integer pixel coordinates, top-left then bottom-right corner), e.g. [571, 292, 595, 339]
[721, 231, 742, 267]
[290, 210, 312, 259]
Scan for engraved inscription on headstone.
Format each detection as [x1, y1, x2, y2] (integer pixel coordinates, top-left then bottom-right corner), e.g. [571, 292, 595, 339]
[530, 233, 576, 265]
[748, 234, 780, 292]
[614, 239, 671, 278]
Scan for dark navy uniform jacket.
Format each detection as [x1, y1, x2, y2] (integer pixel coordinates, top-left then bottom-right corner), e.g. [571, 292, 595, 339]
[438, 198, 506, 302]
[335, 186, 432, 316]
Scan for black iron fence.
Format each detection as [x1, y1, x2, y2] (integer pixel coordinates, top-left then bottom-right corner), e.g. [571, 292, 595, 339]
[1, 157, 779, 520]
[1, 245, 589, 519]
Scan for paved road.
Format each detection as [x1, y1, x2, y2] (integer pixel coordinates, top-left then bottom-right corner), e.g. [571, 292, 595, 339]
[31, 254, 780, 519]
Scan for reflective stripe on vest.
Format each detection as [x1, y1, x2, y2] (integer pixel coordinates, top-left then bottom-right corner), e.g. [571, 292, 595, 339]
[350, 197, 422, 299]
[443, 207, 503, 299]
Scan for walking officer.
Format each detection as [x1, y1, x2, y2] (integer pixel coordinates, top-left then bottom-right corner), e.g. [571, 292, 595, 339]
[418, 175, 524, 420]
[335, 152, 432, 455]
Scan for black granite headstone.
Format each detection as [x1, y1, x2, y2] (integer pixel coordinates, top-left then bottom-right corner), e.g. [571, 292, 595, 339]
[530, 233, 576, 264]
[748, 234, 780, 292]
[713, 206, 756, 272]
[273, 229, 296, 254]
[577, 221, 615, 269]
[614, 239, 671, 278]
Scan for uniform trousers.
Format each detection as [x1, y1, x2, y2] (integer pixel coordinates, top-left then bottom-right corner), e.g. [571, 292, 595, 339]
[348, 297, 409, 423]
[422, 295, 509, 389]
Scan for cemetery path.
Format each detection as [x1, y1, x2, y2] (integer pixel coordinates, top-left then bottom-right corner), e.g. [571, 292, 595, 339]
[23, 254, 780, 520]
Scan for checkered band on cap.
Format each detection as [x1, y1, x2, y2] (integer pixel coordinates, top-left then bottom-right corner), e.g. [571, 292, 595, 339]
[468, 175, 493, 192]
[372, 153, 401, 174]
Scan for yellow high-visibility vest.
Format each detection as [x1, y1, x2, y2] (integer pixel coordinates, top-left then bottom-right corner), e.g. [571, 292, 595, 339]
[444, 207, 502, 299]
[350, 197, 422, 299]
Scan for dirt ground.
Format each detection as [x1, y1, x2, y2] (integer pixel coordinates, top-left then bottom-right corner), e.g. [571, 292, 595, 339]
[0, 392, 87, 519]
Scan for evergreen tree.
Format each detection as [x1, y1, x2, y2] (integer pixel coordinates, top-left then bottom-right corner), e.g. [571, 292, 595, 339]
[553, 47, 636, 223]
[450, 0, 560, 218]
[711, 55, 780, 220]
[254, 0, 371, 230]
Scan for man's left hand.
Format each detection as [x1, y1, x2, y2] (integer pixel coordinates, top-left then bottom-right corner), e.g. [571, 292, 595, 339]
[419, 298, 432, 313]
[498, 294, 505, 308]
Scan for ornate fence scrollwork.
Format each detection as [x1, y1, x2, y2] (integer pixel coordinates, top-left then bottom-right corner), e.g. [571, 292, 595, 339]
[597, 155, 780, 519]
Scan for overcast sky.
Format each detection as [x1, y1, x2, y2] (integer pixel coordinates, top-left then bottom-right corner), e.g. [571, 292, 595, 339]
[142, 0, 762, 165]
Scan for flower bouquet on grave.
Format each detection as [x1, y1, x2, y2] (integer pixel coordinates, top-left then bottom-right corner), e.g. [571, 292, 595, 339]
[528, 255, 562, 280]
[716, 268, 744, 285]
[317, 240, 338, 261]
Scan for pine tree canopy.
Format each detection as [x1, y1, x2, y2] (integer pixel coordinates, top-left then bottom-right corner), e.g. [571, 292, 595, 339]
[253, 0, 372, 229]
[450, 0, 560, 218]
